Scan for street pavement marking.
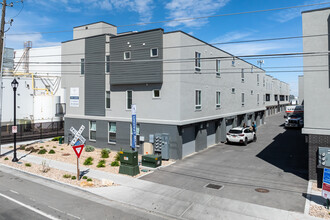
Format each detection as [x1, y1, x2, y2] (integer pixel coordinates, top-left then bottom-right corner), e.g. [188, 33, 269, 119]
[48, 206, 65, 214]
[9, 190, 19, 194]
[67, 213, 81, 219]
[0, 192, 60, 220]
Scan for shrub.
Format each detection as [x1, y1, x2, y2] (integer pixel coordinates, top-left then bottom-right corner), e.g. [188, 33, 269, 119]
[83, 157, 93, 165]
[114, 152, 121, 162]
[101, 149, 110, 158]
[25, 163, 31, 167]
[85, 145, 95, 152]
[25, 147, 38, 153]
[38, 149, 47, 154]
[40, 146, 44, 149]
[46, 145, 49, 147]
[53, 146, 56, 149]
[111, 161, 119, 167]
[4, 157, 8, 160]
[97, 160, 106, 168]
[52, 136, 63, 141]
[48, 149, 55, 154]
[63, 174, 71, 178]
[87, 178, 92, 182]
[71, 176, 76, 180]
[41, 160, 50, 173]
[61, 148, 64, 150]
[83, 176, 88, 179]
[19, 145, 25, 150]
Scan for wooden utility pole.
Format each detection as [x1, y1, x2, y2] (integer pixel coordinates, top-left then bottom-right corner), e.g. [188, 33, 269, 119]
[0, 0, 7, 70]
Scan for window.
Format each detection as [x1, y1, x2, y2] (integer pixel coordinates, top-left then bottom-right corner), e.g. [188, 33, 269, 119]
[257, 74, 260, 86]
[195, 52, 201, 71]
[195, 90, 201, 110]
[266, 94, 270, 101]
[251, 90, 254, 95]
[106, 91, 110, 109]
[257, 94, 260, 105]
[263, 77, 265, 87]
[241, 93, 245, 106]
[153, 89, 160, 98]
[216, 59, 221, 77]
[150, 48, 158, 57]
[81, 58, 85, 75]
[231, 88, 235, 94]
[108, 122, 116, 144]
[105, 55, 110, 73]
[126, 90, 132, 110]
[241, 69, 245, 83]
[280, 95, 284, 101]
[124, 51, 131, 60]
[89, 121, 96, 141]
[274, 95, 278, 101]
[216, 91, 221, 108]
[130, 124, 140, 147]
[286, 95, 288, 101]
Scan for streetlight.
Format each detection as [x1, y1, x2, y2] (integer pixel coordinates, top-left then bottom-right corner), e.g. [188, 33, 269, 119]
[11, 78, 18, 162]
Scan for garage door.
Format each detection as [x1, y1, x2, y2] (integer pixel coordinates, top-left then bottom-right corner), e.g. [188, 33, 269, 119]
[226, 119, 234, 132]
[207, 122, 216, 147]
[182, 126, 195, 158]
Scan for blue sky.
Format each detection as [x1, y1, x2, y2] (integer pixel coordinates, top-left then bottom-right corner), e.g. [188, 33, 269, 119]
[4, 0, 330, 96]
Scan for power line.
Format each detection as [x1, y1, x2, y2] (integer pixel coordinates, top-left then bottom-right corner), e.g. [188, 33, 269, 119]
[6, 1, 330, 36]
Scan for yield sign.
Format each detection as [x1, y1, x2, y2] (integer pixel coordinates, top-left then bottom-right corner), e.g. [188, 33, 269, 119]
[72, 145, 84, 158]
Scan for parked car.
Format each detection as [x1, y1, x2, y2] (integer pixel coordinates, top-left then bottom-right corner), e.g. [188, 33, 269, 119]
[226, 127, 256, 145]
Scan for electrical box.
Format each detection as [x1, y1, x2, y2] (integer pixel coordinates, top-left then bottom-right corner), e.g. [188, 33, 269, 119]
[153, 133, 170, 160]
[149, 134, 154, 143]
[318, 147, 330, 167]
[119, 150, 138, 166]
[142, 155, 162, 168]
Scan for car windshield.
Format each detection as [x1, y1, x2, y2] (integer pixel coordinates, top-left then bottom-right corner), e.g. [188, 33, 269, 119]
[228, 129, 242, 134]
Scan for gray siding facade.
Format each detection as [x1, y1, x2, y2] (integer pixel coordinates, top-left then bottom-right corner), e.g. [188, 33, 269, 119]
[110, 29, 163, 85]
[85, 35, 106, 116]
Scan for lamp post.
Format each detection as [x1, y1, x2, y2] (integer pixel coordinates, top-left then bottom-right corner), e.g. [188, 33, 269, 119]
[11, 78, 18, 162]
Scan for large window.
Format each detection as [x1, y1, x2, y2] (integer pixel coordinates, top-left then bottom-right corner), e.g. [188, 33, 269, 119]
[216, 91, 221, 108]
[280, 95, 285, 101]
[105, 55, 110, 73]
[274, 95, 278, 101]
[241, 69, 245, 83]
[195, 90, 202, 110]
[108, 122, 116, 144]
[126, 90, 132, 110]
[195, 52, 201, 72]
[106, 91, 110, 109]
[89, 121, 96, 141]
[216, 59, 221, 77]
[241, 93, 245, 106]
[124, 51, 131, 60]
[81, 58, 85, 75]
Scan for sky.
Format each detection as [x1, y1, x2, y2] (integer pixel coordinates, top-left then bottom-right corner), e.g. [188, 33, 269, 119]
[4, 0, 330, 96]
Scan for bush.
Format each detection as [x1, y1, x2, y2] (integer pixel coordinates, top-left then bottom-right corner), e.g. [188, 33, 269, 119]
[53, 146, 56, 149]
[61, 148, 64, 150]
[63, 174, 71, 178]
[87, 178, 92, 182]
[85, 145, 95, 152]
[71, 176, 76, 180]
[19, 145, 25, 150]
[48, 149, 55, 154]
[25, 147, 38, 153]
[41, 160, 50, 173]
[4, 157, 8, 160]
[97, 160, 106, 168]
[101, 149, 110, 158]
[38, 149, 47, 154]
[40, 146, 44, 149]
[46, 145, 49, 147]
[83, 176, 88, 179]
[52, 136, 63, 141]
[25, 163, 31, 167]
[114, 152, 121, 162]
[83, 157, 93, 165]
[111, 161, 120, 167]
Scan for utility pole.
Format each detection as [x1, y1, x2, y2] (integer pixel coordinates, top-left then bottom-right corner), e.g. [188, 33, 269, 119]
[0, 0, 7, 70]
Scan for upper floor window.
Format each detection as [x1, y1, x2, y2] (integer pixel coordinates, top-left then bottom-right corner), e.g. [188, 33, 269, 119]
[263, 77, 265, 87]
[266, 94, 270, 101]
[195, 90, 202, 110]
[150, 48, 158, 57]
[257, 94, 260, 105]
[153, 89, 160, 98]
[241, 93, 245, 107]
[195, 52, 201, 72]
[106, 91, 110, 109]
[105, 55, 110, 73]
[108, 122, 116, 144]
[257, 74, 260, 86]
[241, 69, 245, 83]
[89, 121, 96, 141]
[216, 59, 221, 77]
[81, 58, 85, 75]
[274, 95, 278, 101]
[124, 51, 131, 60]
[126, 90, 132, 110]
[216, 91, 221, 108]
[231, 88, 235, 94]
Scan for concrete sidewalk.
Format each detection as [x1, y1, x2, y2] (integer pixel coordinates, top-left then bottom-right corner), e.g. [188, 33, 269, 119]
[0, 148, 322, 220]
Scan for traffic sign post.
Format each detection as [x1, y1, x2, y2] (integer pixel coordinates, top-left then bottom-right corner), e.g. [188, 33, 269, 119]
[131, 105, 137, 151]
[322, 168, 330, 209]
[70, 125, 86, 180]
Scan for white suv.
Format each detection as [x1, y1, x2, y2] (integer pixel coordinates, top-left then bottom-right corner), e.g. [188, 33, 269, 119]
[226, 127, 256, 145]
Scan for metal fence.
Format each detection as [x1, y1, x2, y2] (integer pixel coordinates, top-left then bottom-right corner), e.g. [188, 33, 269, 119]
[0, 121, 64, 145]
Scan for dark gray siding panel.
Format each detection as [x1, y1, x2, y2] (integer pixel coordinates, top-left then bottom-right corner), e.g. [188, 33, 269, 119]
[110, 29, 163, 85]
[85, 35, 106, 116]
[195, 124, 207, 152]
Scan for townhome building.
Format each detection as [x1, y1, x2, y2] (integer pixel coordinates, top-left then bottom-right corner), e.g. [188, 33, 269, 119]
[61, 22, 290, 159]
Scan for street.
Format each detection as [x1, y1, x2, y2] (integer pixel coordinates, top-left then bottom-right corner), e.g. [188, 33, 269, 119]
[141, 113, 308, 212]
[0, 167, 171, 220]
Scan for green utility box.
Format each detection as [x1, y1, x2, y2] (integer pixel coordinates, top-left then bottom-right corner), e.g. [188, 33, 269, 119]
[142, 155, 162, 168]
[119, 150, 140, 176]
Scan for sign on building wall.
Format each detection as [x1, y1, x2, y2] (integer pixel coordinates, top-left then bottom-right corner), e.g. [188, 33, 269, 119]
[323, 168, 330, 199]
[70, 87, 79, 107]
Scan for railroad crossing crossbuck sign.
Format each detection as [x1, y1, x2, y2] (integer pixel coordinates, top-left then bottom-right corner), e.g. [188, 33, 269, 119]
[70, 125, 86, 146]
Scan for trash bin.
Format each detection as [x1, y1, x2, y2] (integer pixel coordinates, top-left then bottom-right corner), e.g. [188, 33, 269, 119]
[59, 137, 64, 144]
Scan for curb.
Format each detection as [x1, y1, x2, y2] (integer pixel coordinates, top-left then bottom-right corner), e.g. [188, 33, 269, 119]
[304, 180, 313, 215]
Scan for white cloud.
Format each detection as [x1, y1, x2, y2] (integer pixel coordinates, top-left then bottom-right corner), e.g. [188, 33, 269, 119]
[219, 42, 282, 56]
[165, 0, 230, 28]
[211, 31, 253, 43]
[6, 33, 60, 49]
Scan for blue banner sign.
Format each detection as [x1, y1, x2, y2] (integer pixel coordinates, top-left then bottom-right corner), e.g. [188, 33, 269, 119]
[131, 105, 137, 149]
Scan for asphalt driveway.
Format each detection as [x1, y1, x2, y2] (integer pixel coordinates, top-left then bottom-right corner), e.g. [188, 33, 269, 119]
[141, 113, 308, 212]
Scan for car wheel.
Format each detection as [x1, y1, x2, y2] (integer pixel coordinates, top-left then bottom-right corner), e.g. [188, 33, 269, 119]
[244, 138, 248, 146]
[226, 139, 230, 144]
[253, 135, 257, 142]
